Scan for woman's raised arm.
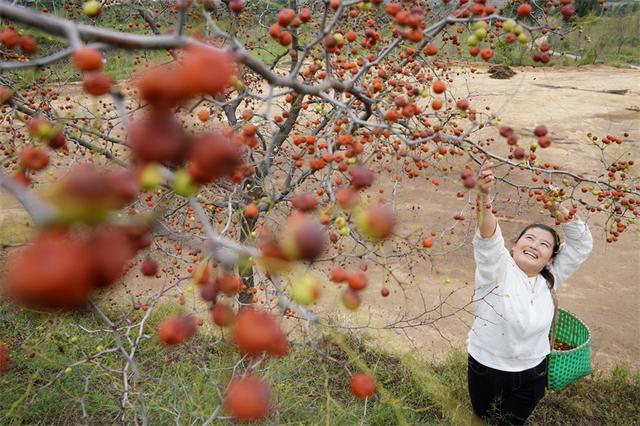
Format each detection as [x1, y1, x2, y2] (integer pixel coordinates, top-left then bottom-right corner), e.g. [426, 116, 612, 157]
[473, 161, 508, 287]
[476, 161, 497, 238]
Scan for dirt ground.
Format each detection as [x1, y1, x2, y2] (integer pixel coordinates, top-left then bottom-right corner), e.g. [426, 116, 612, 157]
[1, 64, 639, 372]
[331, 64, 640, 372]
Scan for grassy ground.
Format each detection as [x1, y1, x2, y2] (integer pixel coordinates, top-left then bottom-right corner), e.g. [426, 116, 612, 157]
[549, 12, 640, 66]
[1, 301, 639, 425]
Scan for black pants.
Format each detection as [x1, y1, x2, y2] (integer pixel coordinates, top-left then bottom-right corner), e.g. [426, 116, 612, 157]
[468, 354, 547, 425]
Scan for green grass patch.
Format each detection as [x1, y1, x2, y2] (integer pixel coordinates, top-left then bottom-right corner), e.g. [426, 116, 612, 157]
[551, 12, 640, 66]
[1, 301, 639, 425]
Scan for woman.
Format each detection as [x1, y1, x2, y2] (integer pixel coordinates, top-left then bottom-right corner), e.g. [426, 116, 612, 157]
[467, 161, 593, 425]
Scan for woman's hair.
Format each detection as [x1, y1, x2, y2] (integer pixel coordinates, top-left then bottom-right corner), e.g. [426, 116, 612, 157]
[514, 224, 561, 289]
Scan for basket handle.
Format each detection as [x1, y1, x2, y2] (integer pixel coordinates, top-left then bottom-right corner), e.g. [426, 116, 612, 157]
[548, 282, 559, 351]
[546, 282, 559, 389]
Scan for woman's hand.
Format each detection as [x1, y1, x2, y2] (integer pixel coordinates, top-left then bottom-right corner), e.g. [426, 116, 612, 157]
[477, 161, 495, 195]
[544, 185, 578, 223]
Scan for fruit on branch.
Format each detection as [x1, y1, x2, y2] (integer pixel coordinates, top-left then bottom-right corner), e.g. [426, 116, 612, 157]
[229, 0, 244, 14]
[173, 0, 192, 11]
[87, 227, 136, 287]
[386, 2, 402, 16]
[513, 146, 526, 159]
[561, 4, 575, 19]
[19, 36, 37, 55]
[384, 109, 399, 122]
[242, 123, 257, 137]
[277, 8, 296, 26]
[4, 233, 93, 310]
[200, 283, 218, 302]
[432, 80, 446, 94]
[258, 240, 291, 272]
[212, 303, 235, 326]
[355, 204, 396, 240]
[456, 99, 469, 110]
[120, 225, 152, 251]
[279, 31, 293, 46]
[517, 3, 533, 17]
[129, 112, 191, 164]
[197, 109, 210, 122]
[83, 0, 101, 17]
[291, 193, 318, 212]
[243, 203, 259, 218]
[269, 23, 282, 39]
[290, 274, 320, 305]
[0, 29, 19, 49]
[534, 125, 548, 137]
[281, 214, 326, 261]
[215, 272, 242, 296]
[224, 375, 271, 422]
[538, 136, 551, 148]
[19, 147, 49, 171]
[335, 187, 360, 209]
[138, 164, 164, 190]
[72, 48, 103, 71]
[480, 48, 493, 61]
[83, 72, 112, 96]
[342, 288, 362, 310]
[192, 263, 211, 286]
[172, 168, 198, 196]
[422, 238, 433, 249]
[349, 166, 374, 190]
[26, 116, 55, 140]
[141, 258, 158, 277]
[499, 126, 514, 138]
[64, 163, 140, 209]
[423, 43, 438, 56]
[136, 66, 190, 111]
[136, 46, 234, 110]
[330, 266, 348, 283]
[182, 46, 234, 97]
[299, 7, 312, 22]
[460, 168, 476, 189]
[347, 271, 368, 291]
[533, 51, 551, 63]
[232, 308, 287, 356]
[48, 131, 66, 149]
[157, 315, 197, 345]
[350, 373, 376, 398]
[188, 132, 243, 184]
[53, 164, 140, 223]
[503, 19, 517, 32]
[0, 86, 13, 105]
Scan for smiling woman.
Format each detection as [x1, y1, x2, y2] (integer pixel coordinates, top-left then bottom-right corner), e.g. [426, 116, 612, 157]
[467, 162, 593, 425]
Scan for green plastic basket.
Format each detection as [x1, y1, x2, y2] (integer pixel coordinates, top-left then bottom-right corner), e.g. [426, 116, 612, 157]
[547, 308, 592, 392]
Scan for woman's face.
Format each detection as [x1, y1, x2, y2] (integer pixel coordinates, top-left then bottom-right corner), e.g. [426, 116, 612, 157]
[512, 227, 555, 277]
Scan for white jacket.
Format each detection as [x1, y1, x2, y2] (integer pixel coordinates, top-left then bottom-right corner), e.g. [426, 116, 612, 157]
[467, 220, 593, 372]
